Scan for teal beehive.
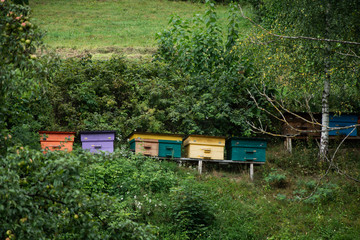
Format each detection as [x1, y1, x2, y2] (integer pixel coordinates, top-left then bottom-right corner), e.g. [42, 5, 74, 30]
[158, 140, 182, 158]
[226, 137, 267, 162]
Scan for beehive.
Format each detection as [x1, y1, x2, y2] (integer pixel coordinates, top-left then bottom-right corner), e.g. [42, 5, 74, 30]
[183, 135, 226, 160]
[129, 138, 159, 156]
[158, 140, 182, 158]
[128, 132, 183, 157]
[226, 137, 267, 162]
[329, 114, 358, 136]
[39, 131, 75, 152]
[80, 131, 116, 153]
[282, 112, 321, 137]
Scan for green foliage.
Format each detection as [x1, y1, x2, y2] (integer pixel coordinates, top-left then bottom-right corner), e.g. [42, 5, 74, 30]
[242, 0, 360, 113]
[266, 142, 321, 175]
[0, 0, 49, 154]
[264, 169, 287, 188]
[167, 181, 216, 238]
[155, 1, 272, 136]
[293, 180, 339, 204]
[80, 151, 178, 197]
[40, 50, 271, 136]
[0, 147, 160, 239]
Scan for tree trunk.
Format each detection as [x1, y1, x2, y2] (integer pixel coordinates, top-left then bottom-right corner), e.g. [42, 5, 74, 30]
[320, 2, 331, 161]
[320, 72, 330, 161]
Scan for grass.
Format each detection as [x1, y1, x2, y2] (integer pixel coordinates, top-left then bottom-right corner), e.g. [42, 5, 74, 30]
[30, 0, 252, 58]
[195, 143, 360, 239]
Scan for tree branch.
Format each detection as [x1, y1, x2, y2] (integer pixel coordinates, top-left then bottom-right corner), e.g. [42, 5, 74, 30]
[239, 6, 360, 46]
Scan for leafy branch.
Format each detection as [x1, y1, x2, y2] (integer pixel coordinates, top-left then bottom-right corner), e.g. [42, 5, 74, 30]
[239, 6, 360, 46]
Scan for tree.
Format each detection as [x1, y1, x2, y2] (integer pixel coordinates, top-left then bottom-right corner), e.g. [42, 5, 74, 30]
[155, 0, 271, 136]
[0, 0, 46, 154]
[241, 0, 360, 160]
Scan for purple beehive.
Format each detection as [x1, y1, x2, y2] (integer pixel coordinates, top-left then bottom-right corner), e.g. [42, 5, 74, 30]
[80, 131, 116, 153]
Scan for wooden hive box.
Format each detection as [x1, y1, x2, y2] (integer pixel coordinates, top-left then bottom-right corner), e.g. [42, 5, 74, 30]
[128, 132, 183, 158]
[39, 131, 75, 152]
[183, 135, 226, 160]
[80, 130, 116, 153]
[329, 114, 358, 136]
[282, 113, 321, 137]
[226, 137, 267, 162]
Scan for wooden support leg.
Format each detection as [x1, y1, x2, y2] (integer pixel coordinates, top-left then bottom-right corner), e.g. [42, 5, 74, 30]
[250, 163, 254, 181]
[198, 160, 203, 174]
[285, 137, 292, 153]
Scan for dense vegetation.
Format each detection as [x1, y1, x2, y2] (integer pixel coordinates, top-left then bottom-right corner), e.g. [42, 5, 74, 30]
[2, 0, 360, 239]
[2, 143, 360, 239]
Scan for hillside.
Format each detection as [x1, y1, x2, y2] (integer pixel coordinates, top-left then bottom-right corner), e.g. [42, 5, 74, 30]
[30, 0, 251, 59]
[2, 0, 360, 239]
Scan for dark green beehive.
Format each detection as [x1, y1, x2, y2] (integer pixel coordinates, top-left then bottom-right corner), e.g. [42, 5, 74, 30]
[158, 140, 182, 158]
[226, 137, 267, 162]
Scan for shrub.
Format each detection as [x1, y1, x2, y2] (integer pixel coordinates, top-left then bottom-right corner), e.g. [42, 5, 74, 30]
[167, 181, 216, 238]
[264, 169, 287, 188]
[0, 147, 156, 239]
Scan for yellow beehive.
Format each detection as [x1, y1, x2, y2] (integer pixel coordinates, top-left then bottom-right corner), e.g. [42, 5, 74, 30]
[183, 135, 226, 160]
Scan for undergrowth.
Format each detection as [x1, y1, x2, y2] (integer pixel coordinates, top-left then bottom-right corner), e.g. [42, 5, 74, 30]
[2, 142, 360, 239]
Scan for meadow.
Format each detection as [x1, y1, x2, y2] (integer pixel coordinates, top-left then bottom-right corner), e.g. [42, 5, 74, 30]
[30, 0, 251, 58]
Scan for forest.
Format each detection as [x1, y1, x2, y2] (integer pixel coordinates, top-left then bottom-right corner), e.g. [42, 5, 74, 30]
[1, 0, 360, 239]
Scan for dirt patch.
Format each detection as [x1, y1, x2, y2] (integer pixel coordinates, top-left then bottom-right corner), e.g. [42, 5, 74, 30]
[37, 46, 158, 60]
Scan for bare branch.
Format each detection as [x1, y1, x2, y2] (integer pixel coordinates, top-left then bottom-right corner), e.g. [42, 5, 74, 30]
[248, 86, 359, 138]
[335, 50, 360, 59]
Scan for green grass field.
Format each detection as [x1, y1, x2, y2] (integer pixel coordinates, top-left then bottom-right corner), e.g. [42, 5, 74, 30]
[30, 0, 252, 58]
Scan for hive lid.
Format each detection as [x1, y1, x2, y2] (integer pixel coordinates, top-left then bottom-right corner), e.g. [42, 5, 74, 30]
[39, 131, 76, 134]
[129, 138, 159, 143]
[226, 137, 267, 142]
[39, 131, 75, 142]
[80, 130, 116, 134]
[183, 134, 226, 140]
[183, 135, 226, 147]
[127, 132, 184, 141]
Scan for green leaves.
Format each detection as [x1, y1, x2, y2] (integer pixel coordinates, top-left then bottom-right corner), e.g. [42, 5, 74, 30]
[1, 0, 45, 154]
[0, 147, 159, 239]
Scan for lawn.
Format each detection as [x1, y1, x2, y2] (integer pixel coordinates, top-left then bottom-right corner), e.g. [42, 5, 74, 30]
[30, 0, 252, 58]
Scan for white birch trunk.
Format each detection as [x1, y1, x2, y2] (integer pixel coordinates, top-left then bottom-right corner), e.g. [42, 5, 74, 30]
[320, 77, 330, 160]
[320, 2, 331, 161]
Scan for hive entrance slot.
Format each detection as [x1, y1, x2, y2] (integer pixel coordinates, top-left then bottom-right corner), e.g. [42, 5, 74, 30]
[244, 158, 257, 161]
[203, 149, 211, 153]
[246, 150, 256, 153]
[49, 145, 61, 148]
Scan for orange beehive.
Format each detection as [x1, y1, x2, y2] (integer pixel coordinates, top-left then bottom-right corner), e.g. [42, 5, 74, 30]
[39, 131, 76, 152]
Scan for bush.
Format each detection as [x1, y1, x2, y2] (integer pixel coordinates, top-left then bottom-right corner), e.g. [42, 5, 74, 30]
[0, 147, 156, 239]
[80, 149, 178, 197]
[264, 169, 288, 188]
[167, 181, 216, 238]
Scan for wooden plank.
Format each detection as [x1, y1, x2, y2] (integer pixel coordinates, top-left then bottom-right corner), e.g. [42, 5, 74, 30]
[198, 160, 203, 174]
[285, 137, 292, 153]
[250, 163, 254, 181]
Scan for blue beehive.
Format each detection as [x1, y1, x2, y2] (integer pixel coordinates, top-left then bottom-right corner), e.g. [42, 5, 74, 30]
[226, 137, 267, 162]
[329, 114, 358, 136]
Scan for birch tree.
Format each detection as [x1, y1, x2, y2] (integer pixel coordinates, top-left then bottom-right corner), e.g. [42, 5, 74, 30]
[241, 0, 360, 160]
